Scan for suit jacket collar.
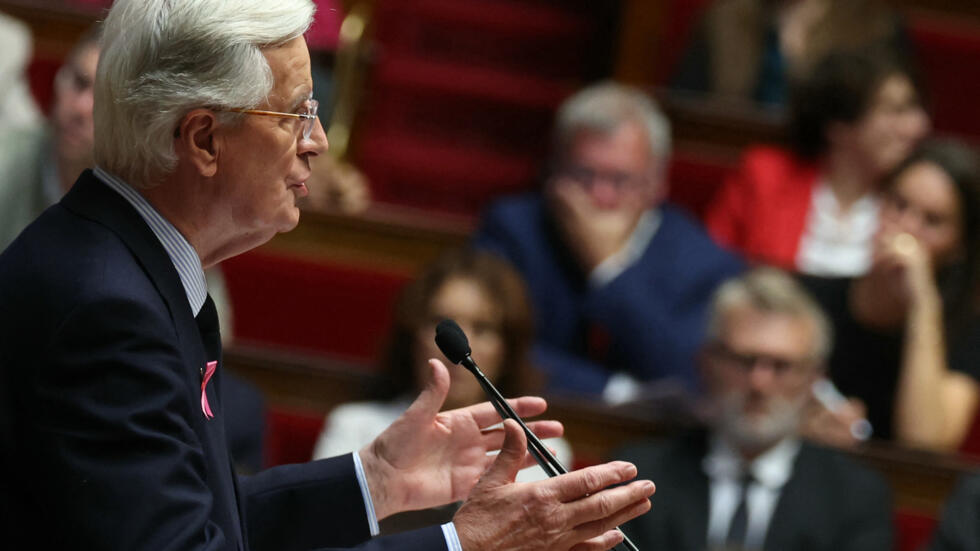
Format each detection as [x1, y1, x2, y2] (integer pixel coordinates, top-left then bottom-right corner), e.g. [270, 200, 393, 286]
[764, 442, 823, 550]
[60, 169, 201, 345]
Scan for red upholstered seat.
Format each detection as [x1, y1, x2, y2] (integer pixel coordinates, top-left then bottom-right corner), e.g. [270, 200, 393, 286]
[222, 250, 409, 364]
[667, 148, 736, 220]
[894, 510, 938, 551]
[264, 407, 326, 467]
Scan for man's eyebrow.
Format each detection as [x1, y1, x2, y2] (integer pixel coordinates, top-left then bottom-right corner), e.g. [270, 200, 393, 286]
[287, 91, 313, 112]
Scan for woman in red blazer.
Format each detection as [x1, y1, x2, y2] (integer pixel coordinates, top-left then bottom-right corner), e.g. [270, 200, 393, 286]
[707, 49, 930, 275]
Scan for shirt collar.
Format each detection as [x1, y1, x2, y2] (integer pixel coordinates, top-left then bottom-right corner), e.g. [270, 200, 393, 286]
[589, 208, 662, 288]
[93, 166, 208, 316]
[703, 432, 801, 490]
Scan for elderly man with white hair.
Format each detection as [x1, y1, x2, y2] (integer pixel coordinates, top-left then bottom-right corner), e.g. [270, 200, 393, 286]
[0, 1, 654, 550]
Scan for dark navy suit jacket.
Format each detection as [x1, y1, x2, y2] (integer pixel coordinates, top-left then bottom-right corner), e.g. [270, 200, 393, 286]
[618, 431, 894, 551]
[0, 171, 446, 550]
[473, 194, 743, 394]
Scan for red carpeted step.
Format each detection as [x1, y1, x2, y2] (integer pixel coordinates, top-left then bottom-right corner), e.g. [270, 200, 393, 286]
[909, 12, 980, 140]
[357, 131, 539, 215]
[355, 0, 613, 215]
[372, 53, 574, 111]
[361, 54, 569, 157]
[361, 84, 556, 157]
[375, 0, 593, 78]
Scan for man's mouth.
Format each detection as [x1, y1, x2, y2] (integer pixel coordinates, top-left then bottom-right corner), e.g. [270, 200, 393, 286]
[289, 182, 309, 197]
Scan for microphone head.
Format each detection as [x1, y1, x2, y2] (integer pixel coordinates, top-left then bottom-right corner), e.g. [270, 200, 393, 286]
[434, 319, 471, 365]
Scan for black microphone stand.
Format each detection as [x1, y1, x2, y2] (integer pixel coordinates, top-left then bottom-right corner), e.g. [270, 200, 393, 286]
[456, 353, 640, 551]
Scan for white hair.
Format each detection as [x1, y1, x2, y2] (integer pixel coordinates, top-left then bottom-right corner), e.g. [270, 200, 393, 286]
[706, 267, 832, 362]
[94, 0, 315, 187]
[552, 81, 672, 176]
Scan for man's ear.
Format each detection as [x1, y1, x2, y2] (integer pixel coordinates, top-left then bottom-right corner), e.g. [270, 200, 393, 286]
[175, 109, 220, 178]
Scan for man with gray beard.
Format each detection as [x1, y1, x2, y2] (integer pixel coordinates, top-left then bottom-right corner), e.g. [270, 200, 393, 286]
[618, 267, 892, 551]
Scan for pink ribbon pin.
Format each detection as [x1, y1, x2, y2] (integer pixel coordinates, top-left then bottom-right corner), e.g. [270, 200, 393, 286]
[201, 361, 217, 419]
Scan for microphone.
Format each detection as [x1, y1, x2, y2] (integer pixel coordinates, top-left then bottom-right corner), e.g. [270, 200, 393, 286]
[435, 319, 640, 551]
[435, 319, 560, 477]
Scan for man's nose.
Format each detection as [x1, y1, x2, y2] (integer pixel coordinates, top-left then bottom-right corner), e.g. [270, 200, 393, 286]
[303, 117, 329, 156]
[746, 362, 778, 393]
[587, 179, 622, 209]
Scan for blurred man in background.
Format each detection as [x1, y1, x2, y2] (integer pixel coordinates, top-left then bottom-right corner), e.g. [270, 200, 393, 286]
[619, 268, 892, 551]
[474, 81, 742, 402]
[0, 15, 80, 250]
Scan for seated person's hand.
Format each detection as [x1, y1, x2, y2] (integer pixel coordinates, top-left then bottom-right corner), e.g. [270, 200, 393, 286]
[802, 394, 868, 449]
[303, 156, 371, 214]
[546, 179, 645, 273]
[358, 359, 564, 519]
[455, 419, 654, 551]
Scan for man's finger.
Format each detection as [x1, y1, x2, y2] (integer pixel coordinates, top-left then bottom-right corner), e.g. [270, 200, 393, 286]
[568, 530, 624, 551]
[479, 420, 563, 451]
[465, 396, 549, 428]
[564, 480, 655, 527]
[403, 359, 451, 421]
[549, 461, 638, 502]
[477, 419, 527, 488]
[569, 497, 652, 545]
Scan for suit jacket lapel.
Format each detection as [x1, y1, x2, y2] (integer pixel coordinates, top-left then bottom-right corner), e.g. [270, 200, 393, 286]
[668, 432, 711, 550]
[764, 444, 819, 550]
[684, 435, 711, 549]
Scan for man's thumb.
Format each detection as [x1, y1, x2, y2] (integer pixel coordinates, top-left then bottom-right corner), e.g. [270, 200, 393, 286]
[480, 419, 527, 488]
[405, 359, 451, 420]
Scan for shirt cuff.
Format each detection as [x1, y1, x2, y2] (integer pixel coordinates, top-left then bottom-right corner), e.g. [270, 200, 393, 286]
[352, 452, 380, 537]
[441, 522, 463, 551]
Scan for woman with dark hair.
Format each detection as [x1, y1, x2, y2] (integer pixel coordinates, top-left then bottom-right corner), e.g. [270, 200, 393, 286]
[802, 140, 980, 450]
[312, 249, 572, 478]
[707, 49, 930, 277]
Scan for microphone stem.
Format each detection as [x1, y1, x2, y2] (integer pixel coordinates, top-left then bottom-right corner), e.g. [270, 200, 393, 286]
[464, 357, 640, 551]
[476, 377, 561, 477]
[466, 357, 565, 473]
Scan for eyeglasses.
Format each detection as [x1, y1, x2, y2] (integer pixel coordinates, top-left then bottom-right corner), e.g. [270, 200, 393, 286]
[555, 163, 650, 192]
[708, 343, 813, 377]
[226, 97, 319, 141]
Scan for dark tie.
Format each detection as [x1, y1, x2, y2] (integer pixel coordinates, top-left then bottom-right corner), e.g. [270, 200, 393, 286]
[196, 294, 222, 363]
[726, 472, 753, 548]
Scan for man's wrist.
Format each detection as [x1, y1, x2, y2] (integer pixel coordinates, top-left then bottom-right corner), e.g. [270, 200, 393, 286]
[352, 451, 381, 536]
[357, 447, 395, 521]
[442, 522, 463, 551]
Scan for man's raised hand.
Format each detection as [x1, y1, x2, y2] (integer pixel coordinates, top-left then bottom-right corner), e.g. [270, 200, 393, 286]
[454, 419, 655, 551]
